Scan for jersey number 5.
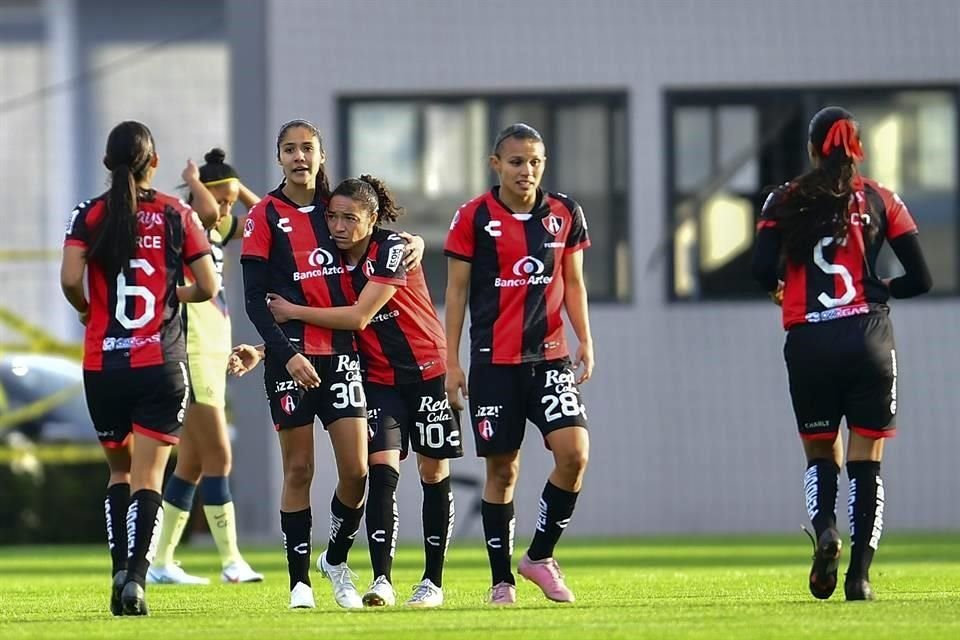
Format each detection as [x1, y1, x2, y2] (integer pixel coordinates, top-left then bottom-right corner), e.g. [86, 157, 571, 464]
[115, 259, 156, 329]
[813, 237, 855, 309]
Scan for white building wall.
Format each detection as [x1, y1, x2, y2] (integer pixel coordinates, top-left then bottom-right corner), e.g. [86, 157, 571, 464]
[247, 0, 960, 536]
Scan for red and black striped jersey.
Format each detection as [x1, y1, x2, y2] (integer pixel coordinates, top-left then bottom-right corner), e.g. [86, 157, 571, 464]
[759, 176, 918, 329]
[344, 227, 446, 385]
[240, 187, 355, 355]
[64, 191, 211, 371]
[444, 188, 590, 364]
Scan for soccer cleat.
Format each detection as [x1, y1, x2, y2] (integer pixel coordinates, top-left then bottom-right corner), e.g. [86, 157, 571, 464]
[146, 562, 210, 585]
[804, 527, 842, 600]
[221, 559, 264, 584]
[289, 581, 315, 609]
[120, 581, 148, 616]
[488, 581, 517, 605]
[406, 579, 443, 608]
[317, 550, 363, 609]
[110, 570, 126, 616]
[362, 575, 396, 607]
[844, 576, 876, 601]
[518, 554, 575, 603]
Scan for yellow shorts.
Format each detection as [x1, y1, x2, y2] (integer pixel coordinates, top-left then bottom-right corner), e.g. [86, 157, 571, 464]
[188, 353, 229, 409]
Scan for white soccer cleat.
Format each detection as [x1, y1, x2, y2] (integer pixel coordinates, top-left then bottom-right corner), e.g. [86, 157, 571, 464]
[289, 581, 315, 609]
[317, 550, 363, 609]
[362, 575, 396, 607]
[146, 562, 210, 585]
[406, 578, 444, 608]
[221, 559, 264, 584]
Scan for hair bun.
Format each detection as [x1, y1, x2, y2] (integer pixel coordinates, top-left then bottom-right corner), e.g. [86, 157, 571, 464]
[204, 148, 227, 164]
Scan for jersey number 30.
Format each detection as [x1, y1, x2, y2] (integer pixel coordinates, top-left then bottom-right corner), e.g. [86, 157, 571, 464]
[115, 259, 156, 329]
[813, 237, 856, 308]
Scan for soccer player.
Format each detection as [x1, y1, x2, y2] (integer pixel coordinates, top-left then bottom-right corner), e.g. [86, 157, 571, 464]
[752, 107, 932, 601]
[240, 175, 461, 608]
[60, 121, 218, 615]
[240, 119, 370, 610]
[147, 149, 263, 586]
[444, 123, 593, 605]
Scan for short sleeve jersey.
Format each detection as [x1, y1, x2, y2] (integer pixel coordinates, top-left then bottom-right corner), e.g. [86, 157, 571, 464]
[240, 187, 355, 355]
[444, 187, 590, 364]
[344, 227, 447, 385]
[758, 176, 918, 329]
[64, 191, 211, 371]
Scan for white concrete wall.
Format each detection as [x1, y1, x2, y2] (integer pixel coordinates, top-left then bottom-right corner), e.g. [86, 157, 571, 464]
[235, 0, 960, 538]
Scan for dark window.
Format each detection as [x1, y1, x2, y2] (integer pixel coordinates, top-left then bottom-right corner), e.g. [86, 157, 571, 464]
[666, 88, 959, 300]
[340, 93, 631, 303]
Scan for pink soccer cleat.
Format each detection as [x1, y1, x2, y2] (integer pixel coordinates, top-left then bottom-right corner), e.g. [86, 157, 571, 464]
[518, 554, 575, 603]
[488, 581, 517, 605]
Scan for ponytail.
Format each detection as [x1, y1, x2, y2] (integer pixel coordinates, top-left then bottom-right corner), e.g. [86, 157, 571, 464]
[88, 121, 155, 274]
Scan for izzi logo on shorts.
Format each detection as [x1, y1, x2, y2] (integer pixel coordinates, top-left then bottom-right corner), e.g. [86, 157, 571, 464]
[474, 405, 502, 441]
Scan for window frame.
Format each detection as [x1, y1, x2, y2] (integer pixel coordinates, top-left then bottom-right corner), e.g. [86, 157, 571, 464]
[338, 91, 632, 304]
[664, 84, 960, 303]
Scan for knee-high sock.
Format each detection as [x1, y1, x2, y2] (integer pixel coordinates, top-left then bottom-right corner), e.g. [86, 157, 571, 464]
[281, 508, 312, 590]
[200, 476, 242, 568]
[804, 459, 840, 539]
[527, 481, 578, 561]
[105, 483, 130, 575]
[421, 476, 454, 587]
[847, 461, 884, 580]
[365, 465, 399, 581]
[481, 500, 515, 586]
[125, 490, 164, 588]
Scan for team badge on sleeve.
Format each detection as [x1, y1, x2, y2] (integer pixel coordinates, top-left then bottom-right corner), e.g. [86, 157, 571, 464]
[243, 217, 255, 238]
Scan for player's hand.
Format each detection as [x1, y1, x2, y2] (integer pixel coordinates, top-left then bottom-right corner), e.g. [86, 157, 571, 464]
[181, 158, 200, 184]
[266, 293, 299, 323]
[397, 231, 424, 272]
[286, 353, 320, 389]
[228, 344, 263, 376]
[573, 340, 594, 384]
[769, 280, 785, 306]
[445, 363, 468, 411]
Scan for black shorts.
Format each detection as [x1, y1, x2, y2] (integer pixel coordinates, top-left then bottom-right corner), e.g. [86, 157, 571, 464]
[365, 375, 464, 460]
[784, 310, 898, 440]
[264, 352, 367, 430]
[468, 358, 589, 457]
[83, 361, 189, 447]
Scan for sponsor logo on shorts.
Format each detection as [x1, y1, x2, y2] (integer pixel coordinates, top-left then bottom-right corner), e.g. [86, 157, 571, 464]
[418, 395, 453, 423]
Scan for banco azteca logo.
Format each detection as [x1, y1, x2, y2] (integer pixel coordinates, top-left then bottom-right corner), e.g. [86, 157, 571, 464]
[308, 247, 335, 267]
[512, 256, 545, 276]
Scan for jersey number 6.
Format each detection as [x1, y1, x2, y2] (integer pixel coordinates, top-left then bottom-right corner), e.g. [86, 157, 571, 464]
[115, 258, 156, 329]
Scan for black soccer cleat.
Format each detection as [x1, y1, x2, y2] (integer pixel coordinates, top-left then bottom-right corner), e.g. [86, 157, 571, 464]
[110, 570, 127, 616]
[805, 527, 842, 600]
[120, 581, 149, 616]
[844, 576, 875, 601]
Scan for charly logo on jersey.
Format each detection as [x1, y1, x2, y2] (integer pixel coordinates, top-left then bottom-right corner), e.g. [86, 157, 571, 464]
[494, 256, 552, 288]
[277, 217, 293, 233]
[243, 217, 255, 238]
[294, 247, 343, 282]
[484, 219, 502, 237]
[542, 214, 563, 235]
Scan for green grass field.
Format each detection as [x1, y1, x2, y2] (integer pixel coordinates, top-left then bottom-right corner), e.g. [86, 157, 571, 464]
[1, 534, 958, 639]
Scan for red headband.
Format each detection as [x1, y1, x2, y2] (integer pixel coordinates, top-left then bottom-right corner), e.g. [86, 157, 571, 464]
[821, 119, 864, 161]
